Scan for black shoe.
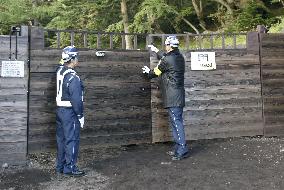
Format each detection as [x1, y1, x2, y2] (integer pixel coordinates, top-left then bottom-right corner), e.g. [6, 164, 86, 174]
[64, 170, 86, 177]
[171, 152, 190, 161]
[166, 151, 176, 156]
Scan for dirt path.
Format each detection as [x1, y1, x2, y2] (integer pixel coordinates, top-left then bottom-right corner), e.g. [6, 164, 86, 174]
[1, 137, 284, 190]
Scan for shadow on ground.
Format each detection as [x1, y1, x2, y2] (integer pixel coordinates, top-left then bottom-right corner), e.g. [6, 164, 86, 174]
[1, 137, 284, 190]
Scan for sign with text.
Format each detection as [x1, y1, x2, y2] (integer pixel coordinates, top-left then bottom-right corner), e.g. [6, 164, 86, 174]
[1, 61, 25, 77]
[191, 52, 216, 70]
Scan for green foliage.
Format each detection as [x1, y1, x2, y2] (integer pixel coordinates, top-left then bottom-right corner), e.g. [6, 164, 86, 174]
[226, 0, 279, 32]
[0, 0, 33, 34]
[129, 0, 179, 33]
[1, 0, 284, 37]
[269, 16, 284, 32]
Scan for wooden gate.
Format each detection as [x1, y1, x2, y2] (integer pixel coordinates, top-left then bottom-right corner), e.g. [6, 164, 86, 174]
[28, 50, 151, 152]
[260, 34, 284, 136]
[151, 49, 263, 142]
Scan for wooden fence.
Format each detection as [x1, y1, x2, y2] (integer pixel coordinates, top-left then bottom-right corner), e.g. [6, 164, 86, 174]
[28, 50, 151, 152]
[1, 26, 284, 164]
[151, 49, 263, 142]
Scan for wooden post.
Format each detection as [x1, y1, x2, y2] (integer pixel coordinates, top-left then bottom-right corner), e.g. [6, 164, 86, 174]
[97, 33, 101, 49]
[22, 26, 44, 50]
[257, 25, 268, 33]
[56, 32, 60, 48]
[222, 34, 225, 49]
[121, 34, 126, 49]
[246, 32, 260, 53]
[83, 32, 87, 48]
[134, 35, 138, 50]
[233, 34, 237, 49]
[185, 34, 190, 50]
[110, 34, 113, 49]
[210, 34, 213, 49]
[0, 26, 29, 165]
[162, 34, 165, 48]
[70, 32, 74, 46]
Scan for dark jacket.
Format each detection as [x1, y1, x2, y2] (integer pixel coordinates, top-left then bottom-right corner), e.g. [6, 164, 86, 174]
[56, 66, 84, 117]
[149, 49, 185, 108]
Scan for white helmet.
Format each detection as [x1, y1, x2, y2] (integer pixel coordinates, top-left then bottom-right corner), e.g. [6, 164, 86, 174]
[61, 45, 78, 64]
[165, 36, 179, 48]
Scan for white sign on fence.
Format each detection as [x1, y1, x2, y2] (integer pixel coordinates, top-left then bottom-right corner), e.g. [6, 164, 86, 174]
[1, 61, 25, 77]
[191, 52, 216, 70]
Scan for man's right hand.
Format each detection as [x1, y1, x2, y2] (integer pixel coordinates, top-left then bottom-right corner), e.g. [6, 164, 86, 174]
[147, 45, 159, 53]
[142, 66, 150, 74]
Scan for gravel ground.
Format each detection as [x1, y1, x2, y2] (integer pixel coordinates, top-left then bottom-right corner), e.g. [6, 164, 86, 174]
[1, 137, 284, 190]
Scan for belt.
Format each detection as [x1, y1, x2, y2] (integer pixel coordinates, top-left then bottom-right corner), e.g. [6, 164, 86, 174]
[57, 106, 73, 109]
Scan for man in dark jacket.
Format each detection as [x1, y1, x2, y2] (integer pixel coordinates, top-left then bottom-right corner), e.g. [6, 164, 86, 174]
[56, 46, 85, 176]
[143, 36, 189, 160]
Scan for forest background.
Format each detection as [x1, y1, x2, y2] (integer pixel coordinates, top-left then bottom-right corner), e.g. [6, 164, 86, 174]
[0, 0, 283, 48]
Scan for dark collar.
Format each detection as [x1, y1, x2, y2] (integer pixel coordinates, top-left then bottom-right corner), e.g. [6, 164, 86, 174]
[166, 49, 180, 55]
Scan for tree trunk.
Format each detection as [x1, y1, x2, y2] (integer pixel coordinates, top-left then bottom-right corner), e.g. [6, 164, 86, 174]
[192, 0, 207, 31]
[32, 0, 39, 26]
[212, 0, 233, 14]
[182, 17, 200, 34]
[120, 0, 133, 49]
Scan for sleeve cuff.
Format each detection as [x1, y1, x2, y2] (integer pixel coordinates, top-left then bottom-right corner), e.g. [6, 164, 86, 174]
[77, 114, 83, 119]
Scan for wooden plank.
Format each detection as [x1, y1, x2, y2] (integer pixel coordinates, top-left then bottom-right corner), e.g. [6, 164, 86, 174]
[261, 34, 284, 136]
[29, 131, 152, 152]
[0, 153, 26, 165]
[0, 142, 26, 153]
[0, 129, 26, 142]
[264, 124, 284, 137]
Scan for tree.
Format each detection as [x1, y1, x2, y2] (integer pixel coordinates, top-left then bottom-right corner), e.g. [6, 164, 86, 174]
[225, 0, 279, 32]
[120, 0, 133, 49]
[211, 0, 233, 14]
[130, 0, 200, 34]
[191, 0, 207, 30]
[0, 0, 33, 34]
[0, 0, 284, 36]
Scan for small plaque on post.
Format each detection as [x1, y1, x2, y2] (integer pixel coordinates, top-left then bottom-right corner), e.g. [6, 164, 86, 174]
[1, 61, 25, 77]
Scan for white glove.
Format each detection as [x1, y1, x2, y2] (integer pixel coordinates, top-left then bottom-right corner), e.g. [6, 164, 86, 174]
[78, 116, 85, 128]
[147, 45, 159, 53]
[142, 66, 150, 74]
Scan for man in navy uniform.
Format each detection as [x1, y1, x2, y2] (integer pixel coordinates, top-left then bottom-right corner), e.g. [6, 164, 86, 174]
[143, 36, 189, 160]
[56, 45, 85, 176]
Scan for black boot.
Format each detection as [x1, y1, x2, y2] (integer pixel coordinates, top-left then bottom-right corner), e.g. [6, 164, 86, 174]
[166, 151, 175, 156]
[64, 170, 86, 177]
[171, 152, 190, 161]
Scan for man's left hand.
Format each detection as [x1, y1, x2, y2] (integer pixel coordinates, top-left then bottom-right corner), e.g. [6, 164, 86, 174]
[79, 116, 85, 128]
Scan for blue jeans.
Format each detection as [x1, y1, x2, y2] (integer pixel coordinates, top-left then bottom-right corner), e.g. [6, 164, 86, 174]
[168, 107, 188, 156]
[56, 107, 81, 173]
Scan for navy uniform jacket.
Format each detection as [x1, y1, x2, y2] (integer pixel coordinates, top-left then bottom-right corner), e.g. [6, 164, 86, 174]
[56, 66, 84, 118]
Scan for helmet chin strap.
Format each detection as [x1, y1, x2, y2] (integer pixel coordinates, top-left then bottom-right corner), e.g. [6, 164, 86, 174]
[165, 45, 174, 53]
[66, 58, 78, 68]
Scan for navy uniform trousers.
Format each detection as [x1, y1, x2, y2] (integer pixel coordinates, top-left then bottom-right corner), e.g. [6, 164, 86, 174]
[168, 107, 188, 156]
[56, 107, 81, 173]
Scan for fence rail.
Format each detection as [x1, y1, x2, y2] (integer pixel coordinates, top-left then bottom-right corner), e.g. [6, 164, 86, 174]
[44, 29, 247, 50]
[148, 33, 247, 50]
[44, 29, 148, 50]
